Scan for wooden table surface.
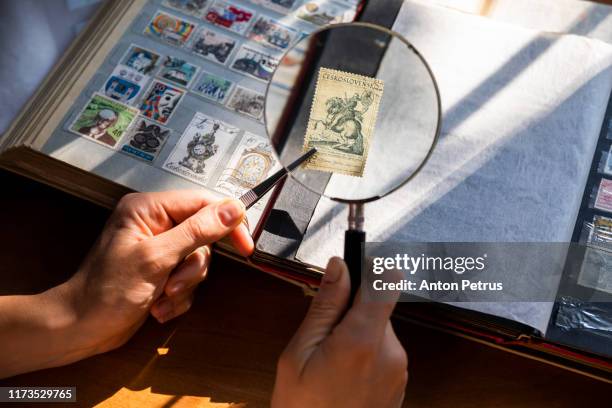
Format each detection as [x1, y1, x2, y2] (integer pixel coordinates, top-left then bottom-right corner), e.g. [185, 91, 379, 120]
[1, 169, 610, 407]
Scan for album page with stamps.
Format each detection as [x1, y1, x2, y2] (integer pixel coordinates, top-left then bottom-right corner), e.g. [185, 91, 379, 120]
[3, 0, 612, 380]
[0, 0, 359, 229]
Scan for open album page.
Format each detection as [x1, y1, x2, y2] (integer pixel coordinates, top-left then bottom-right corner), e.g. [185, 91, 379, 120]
[39, 0, 360, 230]
[295, 1, 612, 333]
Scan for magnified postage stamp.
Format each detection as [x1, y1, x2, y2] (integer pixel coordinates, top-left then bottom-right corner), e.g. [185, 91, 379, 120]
[303, 67, 384, 177]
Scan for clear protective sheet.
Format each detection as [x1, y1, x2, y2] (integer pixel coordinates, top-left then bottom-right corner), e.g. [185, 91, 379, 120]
[556, 297, 612, 334]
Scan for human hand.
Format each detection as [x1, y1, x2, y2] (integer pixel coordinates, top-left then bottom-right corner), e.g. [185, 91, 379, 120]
[272, 258, 407, 408]
[69, 190, 253, 354]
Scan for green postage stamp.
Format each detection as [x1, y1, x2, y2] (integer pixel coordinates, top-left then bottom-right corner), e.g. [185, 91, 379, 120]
[303, 67, 384, 177]
[70, 93, 138, 148]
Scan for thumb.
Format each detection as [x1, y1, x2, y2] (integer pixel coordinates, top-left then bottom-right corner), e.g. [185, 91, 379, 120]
[287, 257, 350, 360]
[147, 198, 245, 270]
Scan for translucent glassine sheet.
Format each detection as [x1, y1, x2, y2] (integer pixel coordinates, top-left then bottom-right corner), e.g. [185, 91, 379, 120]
[296, 1, 612, 334]
[422, 0, 612, 45]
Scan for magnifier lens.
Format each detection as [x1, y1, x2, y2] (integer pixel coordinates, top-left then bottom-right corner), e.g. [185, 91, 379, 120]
[265, 23, 440, 202]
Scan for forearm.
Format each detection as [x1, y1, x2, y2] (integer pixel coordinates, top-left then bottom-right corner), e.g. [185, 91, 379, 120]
[0, 279, 102, 378]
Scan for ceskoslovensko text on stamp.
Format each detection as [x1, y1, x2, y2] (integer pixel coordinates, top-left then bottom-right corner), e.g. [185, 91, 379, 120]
[303, 67, 384, 177]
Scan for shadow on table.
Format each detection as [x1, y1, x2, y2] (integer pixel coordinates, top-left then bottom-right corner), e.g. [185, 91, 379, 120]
[1, 170, 611, 408]
[0, 169, 309, 406]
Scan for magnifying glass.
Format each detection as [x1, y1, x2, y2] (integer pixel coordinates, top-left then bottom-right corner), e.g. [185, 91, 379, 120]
[263, 22, 442, 299]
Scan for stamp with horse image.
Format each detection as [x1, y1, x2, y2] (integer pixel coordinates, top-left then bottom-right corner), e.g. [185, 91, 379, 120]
[303, 67, 384, 177]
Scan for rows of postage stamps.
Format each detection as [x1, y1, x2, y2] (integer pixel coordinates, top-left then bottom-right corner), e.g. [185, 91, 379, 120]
[579, 135, 612, 294]
[98, 43, 267, 121]
[70, 94, 276, 189]
[143, 10, 282, 82]
[157, 0, 356, 39]
[160, 0, 356, 21]
[67, 0, 360, 191]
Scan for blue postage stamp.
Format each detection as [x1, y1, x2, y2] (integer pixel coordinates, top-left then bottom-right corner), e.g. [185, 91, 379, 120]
[119, 44, 161, 76]
[101, 66, 144, 105]
[191, 71, 234, 105]
[158, 56, 200, 88]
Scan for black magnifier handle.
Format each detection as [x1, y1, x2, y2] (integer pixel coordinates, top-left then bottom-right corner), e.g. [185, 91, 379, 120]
[345, 229, 366, 303]
[345, 203, 365, 303]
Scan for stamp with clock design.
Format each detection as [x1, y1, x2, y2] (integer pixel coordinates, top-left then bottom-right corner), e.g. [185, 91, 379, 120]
[162, 112, 239, 185]
[215, 132, 279, 205]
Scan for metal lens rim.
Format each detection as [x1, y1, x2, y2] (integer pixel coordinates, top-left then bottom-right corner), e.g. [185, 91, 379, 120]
[262, 22, 442, 204]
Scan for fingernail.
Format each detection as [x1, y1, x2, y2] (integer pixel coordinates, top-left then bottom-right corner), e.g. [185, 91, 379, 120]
[155, 299, 173, 321]
[217, 200, 244, 226]
[197, 245, 212, 258]
[170, 281, 185, 295]
[323, 257, 344, 284]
